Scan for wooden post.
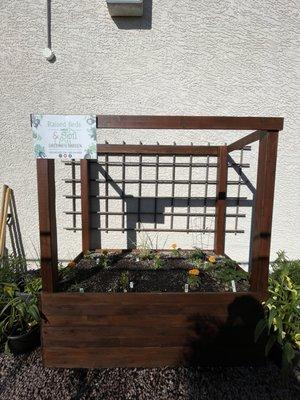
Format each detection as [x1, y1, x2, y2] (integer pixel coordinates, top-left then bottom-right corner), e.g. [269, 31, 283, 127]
[80, 160, 90, 253]
[214, 146, 228, 255]
[36, 159, 58, 292]
[250, 132, 279, 293]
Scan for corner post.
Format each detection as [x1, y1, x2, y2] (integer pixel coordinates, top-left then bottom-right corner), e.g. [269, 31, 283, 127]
[80, 160, 91, 253]
[250, 131, 279, 293]
[214, 146, 228, 255]
[36, 159, 58, 292]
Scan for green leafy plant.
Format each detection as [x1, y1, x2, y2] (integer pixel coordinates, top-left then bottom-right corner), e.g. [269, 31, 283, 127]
[187, 275, 200, 289]
[271, 251, 300, 285]
[83, 250, 94, 260]
[190, 247, 206, 262]
[119, 271, 129, 291]
[255, 266, 300, 371]
[0, 278, 41, 351]
[214, 264, 248, 285]
[96, 250, 110, 268]
[152, 253, 164, 269]
[0, 254, 27, 285]
[170, 243, 181, 257]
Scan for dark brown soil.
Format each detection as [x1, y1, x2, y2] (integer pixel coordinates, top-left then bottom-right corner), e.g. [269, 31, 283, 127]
[59, 251, 250, 293]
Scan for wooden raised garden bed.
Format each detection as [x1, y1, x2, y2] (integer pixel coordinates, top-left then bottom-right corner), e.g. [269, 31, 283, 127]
[36, 115, 283, 368]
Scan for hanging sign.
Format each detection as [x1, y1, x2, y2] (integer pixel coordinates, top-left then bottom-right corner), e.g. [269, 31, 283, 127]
[31, 114, 97, 160]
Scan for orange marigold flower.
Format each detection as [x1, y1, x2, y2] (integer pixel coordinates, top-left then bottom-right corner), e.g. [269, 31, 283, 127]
[208, 256, 216, 264]
[188, 268, 200, 276]
[170, 243, 178, 249]
[67, 261, 76, 268]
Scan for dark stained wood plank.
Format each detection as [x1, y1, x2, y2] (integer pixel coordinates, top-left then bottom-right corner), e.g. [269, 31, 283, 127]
[80, 160, 90, 253]
[36, 159, 58, 292]
[97, 115, 284, 131]
[42, 313, 226, 328]
[41, 291, 263, 307]
[43, 326, 198, 347]
[214, 146, 228, 255]
[43, 346, 188, 368]
[250, 132, 279, 293]
[97, 143, 219, 156]
[227, 130, 263, 153]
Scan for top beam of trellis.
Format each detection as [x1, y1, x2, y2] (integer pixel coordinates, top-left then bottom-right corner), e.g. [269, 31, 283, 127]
[97, 115, 284, 131]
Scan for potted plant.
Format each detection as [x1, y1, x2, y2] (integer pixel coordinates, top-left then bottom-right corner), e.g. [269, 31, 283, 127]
[255, 253, 300, 372]
[0, 277, 42, 354]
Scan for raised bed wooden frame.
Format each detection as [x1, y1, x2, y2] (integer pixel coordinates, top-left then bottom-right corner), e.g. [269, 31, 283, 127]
[36, 115, 283, 368]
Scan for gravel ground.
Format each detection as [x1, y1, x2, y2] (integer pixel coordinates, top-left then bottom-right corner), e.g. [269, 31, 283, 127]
[0, 349, 299, 400]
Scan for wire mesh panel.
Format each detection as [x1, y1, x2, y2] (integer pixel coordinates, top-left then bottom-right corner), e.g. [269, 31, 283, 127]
[63, 142, 253, 249]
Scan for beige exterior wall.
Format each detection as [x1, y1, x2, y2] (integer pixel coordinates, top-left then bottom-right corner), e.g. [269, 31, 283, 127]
[0, 0, 299, 265]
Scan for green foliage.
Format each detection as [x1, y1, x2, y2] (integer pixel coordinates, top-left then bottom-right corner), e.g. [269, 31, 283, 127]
[0, 254, 27, 284]
[58, 262, 76, 281]
[152, 253, 164, 269]
[0, 277, 41, 348]
[190, 255, 248, 285]
[214, 264, 248, 285]
[96, 252, 110, 269]
[119, 271, 129, 291]
[83, 251, 94, 260]
[271, 251, 300, 286]
[187, 275, 200, 289]
[255, 264, 300, 370]
[136, 236, 154, 261]
[190, 247, 206, 262]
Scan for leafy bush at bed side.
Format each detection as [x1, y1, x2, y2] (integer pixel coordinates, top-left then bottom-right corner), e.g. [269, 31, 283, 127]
[255, 251, 300, 370]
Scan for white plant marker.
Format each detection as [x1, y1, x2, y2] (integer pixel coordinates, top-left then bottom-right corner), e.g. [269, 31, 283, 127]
[231, 280, 237, 292]
[184, 283, 189, 293]
[79, 287, 84, 293]
[129, 281, 134, 289]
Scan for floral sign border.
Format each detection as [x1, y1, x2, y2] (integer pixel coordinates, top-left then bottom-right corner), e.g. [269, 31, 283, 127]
[31, 114, 97, 160]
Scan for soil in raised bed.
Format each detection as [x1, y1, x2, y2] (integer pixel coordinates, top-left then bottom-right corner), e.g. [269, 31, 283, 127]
[59, 250, 250, 293]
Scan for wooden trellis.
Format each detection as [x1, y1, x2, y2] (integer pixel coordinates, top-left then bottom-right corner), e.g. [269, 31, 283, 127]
[36, 115, 283, 368]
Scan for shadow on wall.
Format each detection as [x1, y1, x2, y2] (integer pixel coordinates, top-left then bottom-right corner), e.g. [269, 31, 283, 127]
[111, 0, 153, 30]
[88, 157, 255, 250]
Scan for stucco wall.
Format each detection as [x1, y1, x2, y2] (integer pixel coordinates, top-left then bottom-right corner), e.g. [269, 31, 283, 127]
[0, 0, 299, 265]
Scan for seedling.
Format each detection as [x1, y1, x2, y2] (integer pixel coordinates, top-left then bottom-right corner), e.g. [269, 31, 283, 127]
[152, 253, 164, 269]
[119, 271, 129, 292]
[190, 247, 206, 262]
[170, 243, 180, 257]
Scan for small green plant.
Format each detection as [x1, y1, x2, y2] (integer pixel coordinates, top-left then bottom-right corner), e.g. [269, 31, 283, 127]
[119, 271, 129, 291]
[190, 247, 206, 262]
[187, 275, 200, 289]
[0, 254, 27, 285]
[58, 262, 76, 281]
[83, 250, 93, 260]
[152, 253, 164, 269]
[214, 264, 248, 285]
[96, 250, 110, 268]
[255, 266, 300, 371]
[170, 243, 180, 257]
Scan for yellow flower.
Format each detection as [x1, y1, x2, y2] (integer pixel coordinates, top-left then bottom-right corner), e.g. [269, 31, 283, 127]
[67, 261, 76, 268]
[3, 284, 14, 297]
[188, 268, 200, 276]
[170, 243, 177, 250]
[208, 256, 216, 264]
